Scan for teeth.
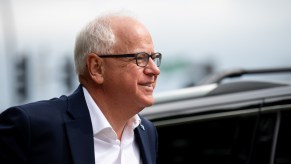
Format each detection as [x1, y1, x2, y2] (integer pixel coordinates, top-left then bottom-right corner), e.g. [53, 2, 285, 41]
[139, 82, 154, 88]
[140, 84, 152, 87]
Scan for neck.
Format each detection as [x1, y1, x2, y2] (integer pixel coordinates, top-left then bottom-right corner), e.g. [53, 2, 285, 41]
[82, 83, 139, 140]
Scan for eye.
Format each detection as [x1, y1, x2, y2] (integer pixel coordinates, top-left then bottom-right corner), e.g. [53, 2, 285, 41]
[136, 53, 148, 60]
[135, 53, 149, 67]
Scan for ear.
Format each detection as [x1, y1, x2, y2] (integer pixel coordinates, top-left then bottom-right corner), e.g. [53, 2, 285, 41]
[86, 53, 104, 84]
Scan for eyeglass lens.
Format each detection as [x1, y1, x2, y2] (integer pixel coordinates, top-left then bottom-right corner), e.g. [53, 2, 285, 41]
[136, 53, 161, 67]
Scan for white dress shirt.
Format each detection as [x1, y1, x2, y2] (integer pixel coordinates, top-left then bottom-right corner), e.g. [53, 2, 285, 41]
[83, 87, 142, 164]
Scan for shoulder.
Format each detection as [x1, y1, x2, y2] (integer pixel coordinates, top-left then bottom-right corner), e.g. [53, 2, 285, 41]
[0, 95, 73, 141]
[0, 95, 69, 124]
[0, 85, 85, 125]
[14, 95, 68, 114]
[1, 85, 85, 116]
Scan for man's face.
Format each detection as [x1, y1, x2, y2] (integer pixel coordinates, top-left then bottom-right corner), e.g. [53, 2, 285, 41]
[102, 54, 160, 109]
[101, 19, 160, 111]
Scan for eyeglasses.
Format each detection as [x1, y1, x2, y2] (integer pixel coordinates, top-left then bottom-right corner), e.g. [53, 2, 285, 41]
[98, 52, 162, 67]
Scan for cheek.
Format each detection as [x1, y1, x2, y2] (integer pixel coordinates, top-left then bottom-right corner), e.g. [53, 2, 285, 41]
[109, 67, 140, 88]
[125, 63, 143, 76]
[122, 67, 144, 90]
[124, 68, 141, 85]
[104, 63, 143, 89]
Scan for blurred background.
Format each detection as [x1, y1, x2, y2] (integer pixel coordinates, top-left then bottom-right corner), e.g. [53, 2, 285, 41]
[1, 0, 291, 111]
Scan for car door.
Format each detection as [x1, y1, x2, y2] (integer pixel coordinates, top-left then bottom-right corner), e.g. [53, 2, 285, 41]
[255, 95, 291, 164]
[154, 96, 262, 164]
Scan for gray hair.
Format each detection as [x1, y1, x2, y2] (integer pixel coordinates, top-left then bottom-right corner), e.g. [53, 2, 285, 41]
[74, 14, 116, 75]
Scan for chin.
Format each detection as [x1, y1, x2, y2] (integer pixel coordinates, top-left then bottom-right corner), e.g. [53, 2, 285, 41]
[137, 93, 155, 108]
[142, 97, 155, 107]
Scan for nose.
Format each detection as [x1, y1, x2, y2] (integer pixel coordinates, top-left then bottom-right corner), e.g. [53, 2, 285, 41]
[144, 58, 160, 76]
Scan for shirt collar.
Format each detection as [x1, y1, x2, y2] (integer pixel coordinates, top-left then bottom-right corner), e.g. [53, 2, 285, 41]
[83, 87, 111, 136]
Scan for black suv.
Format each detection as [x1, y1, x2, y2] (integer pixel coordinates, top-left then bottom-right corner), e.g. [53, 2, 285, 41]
[141, 67, 291, 164]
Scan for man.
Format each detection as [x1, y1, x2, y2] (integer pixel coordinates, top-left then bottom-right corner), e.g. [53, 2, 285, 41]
[0, 11, 161, 164]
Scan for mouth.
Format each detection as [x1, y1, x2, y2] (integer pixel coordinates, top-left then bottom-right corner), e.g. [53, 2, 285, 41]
[139, 82, 155, 91]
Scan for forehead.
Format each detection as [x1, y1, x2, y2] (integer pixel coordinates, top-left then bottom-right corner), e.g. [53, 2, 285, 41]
[110, 16, 154, 53]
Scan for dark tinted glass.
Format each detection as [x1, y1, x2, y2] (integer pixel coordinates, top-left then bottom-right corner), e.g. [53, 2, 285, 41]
[248, 113, 277, 163]
[275, 109, 291, 164]
[156, 114, 258, 164]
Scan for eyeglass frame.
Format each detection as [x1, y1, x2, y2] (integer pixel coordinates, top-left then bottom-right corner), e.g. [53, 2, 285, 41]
[97, 52, 162, 67]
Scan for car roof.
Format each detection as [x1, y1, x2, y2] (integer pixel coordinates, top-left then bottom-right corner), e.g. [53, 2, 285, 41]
[141, 67, 291, 120]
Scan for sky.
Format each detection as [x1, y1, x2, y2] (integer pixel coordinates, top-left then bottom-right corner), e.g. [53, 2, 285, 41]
[1, 0, 291, 110]
[2, 0, 291, 68]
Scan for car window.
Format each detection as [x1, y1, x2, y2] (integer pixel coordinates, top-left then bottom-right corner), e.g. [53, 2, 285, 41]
[249, 112, 276, 163]
[274, 109, 291, 164]
[156, 113, 258, 164]
[261, 96, 291, 164]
